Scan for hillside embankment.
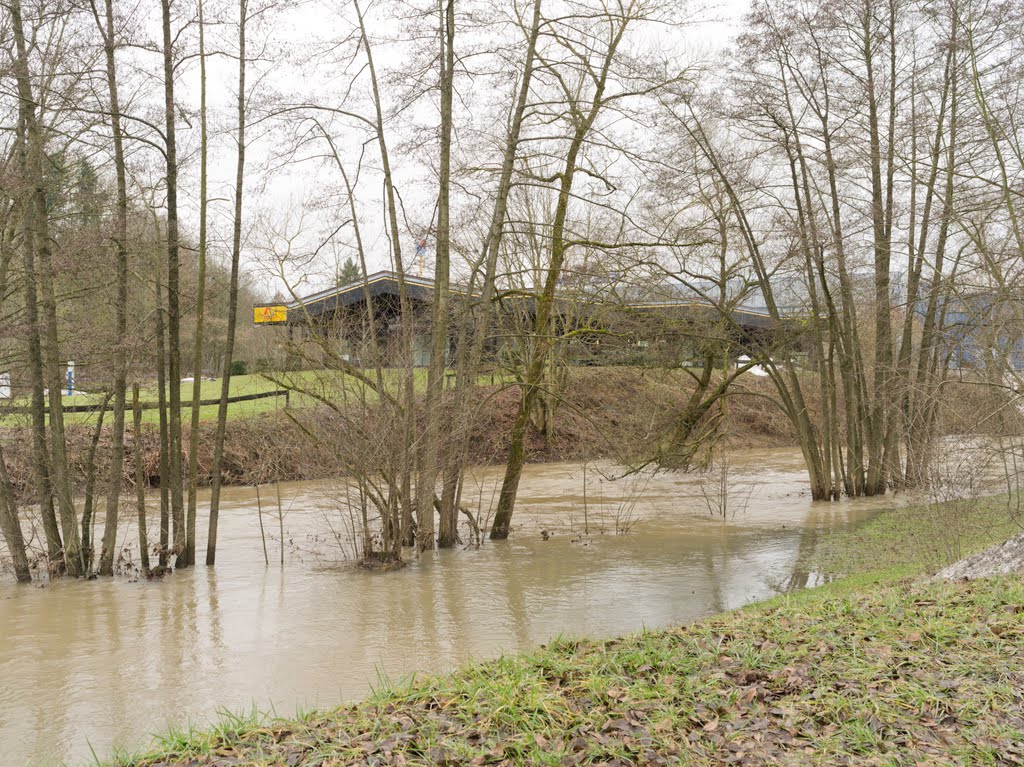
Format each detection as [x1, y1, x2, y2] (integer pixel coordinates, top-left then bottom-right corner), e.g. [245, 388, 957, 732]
[0, 366, 1011, 501]
[0, 369, 797, 500]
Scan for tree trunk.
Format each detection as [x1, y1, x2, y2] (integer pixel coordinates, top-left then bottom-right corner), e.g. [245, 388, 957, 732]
[0, 442, 31, 583]
[81, 395, 110, 571]
[207, 0, 247, 566]
[10, 0, 82, 575]
[420, 0, 456, 550]
[184, 0, 210, 568]
[133, 385, 150, 576]
[160, 0, 185, 556]
[93, 0, 130, 577]
[18, 190, 61, 563]
[863, 1, 897, 496]
[155, 262, 171, 569]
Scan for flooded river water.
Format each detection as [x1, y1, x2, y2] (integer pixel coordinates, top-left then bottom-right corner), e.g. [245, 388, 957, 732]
[0, 448, 907, 766]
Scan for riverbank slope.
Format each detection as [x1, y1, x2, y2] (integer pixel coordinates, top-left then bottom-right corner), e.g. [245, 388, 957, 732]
[3, 368, 800, 501]
[109, 498, 1024, 767]
[6, 366, 1005, 501]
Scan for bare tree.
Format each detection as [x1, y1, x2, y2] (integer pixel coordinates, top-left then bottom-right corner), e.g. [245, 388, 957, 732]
[207, 0, 249, 565]
[184, 0, 211, 568]
[160, 0, 185, 558]
[658, 0, 973, 500]
[491, 0, 675, 538]
[437, 0, 544, 546]
[9, 0, 85, 574]
[414, 0, 455, 551]
[90, 0, 130, 576]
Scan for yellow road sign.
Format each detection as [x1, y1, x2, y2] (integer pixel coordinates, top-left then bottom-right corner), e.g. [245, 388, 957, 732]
[254, 305, 288, 324]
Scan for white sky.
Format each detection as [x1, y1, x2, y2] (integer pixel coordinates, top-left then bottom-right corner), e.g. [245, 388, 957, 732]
[164, 0, 752, 299]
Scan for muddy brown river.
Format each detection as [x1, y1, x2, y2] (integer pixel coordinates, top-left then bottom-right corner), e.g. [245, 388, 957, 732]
[0, 448, 907, 766]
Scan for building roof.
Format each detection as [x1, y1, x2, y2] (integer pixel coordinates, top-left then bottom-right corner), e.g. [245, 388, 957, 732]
[282, 271, 441, 320]
[262, 270, 789, 330]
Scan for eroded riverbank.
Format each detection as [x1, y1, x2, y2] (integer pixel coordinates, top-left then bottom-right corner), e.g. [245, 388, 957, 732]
[1, 448, 908, 766]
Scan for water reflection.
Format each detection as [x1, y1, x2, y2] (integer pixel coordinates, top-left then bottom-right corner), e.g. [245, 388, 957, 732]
[0, 447, 905, 766]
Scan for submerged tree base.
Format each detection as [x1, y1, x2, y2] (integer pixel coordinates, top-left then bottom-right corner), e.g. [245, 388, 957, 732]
[113, 572, 1024, 767]
[358, 551, 406, 572]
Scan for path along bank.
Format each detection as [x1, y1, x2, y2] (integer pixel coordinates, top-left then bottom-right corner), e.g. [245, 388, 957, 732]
[108, 494, 1024, 767]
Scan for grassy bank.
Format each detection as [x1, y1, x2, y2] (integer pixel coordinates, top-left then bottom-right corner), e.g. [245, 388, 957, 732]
[4, 366, 1008, 501]
[105, 500, 1024, 767]
[107, 581, 1024, 767]
[1, 368, 800, 502]
[0, 370, 461, 426]
[809, 492, 1024, 581]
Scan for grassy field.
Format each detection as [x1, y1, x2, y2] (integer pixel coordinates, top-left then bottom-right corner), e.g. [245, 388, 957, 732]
[0, 369, 504, 427]
[102, 499, 1024, 767]
[1, 373, 290, 427]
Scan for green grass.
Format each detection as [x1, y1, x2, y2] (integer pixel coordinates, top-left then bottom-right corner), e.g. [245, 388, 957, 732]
[1, 372, 290, 427]
[808, 493, 1024, 581]
[1, 369, 509, 427]
[105, 577, 1024, 767]
[101, 497, 1024, 767]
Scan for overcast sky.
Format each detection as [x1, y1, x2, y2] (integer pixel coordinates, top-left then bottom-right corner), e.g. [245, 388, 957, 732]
[165, 0, 752, 300]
